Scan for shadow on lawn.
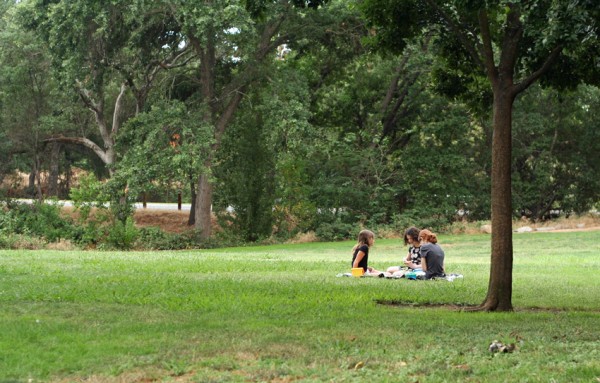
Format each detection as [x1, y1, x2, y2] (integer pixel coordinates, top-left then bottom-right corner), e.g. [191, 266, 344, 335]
[375, 300, 600, 313]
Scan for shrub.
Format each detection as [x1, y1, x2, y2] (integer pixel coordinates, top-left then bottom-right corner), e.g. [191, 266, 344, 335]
[197, 229, 246, 249]
[103, 217, 138, 250]
[70, 220, 103, 248]
[135, 227, 200, 250]
[315, 220, 356, 242]
[1, 201, 76, 242]
[0, 208, 19, 235]
[69, 174, 110, 221]
[0, 233, 46, 250]
[390, 210, 453, 234]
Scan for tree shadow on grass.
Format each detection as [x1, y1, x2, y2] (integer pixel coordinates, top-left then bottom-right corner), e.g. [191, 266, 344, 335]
[374, 299, 600, 313]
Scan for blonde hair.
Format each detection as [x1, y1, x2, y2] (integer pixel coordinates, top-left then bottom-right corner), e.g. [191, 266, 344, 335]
[418, 229, 438, 244]
[357, 229, 375, 245]
[352, 229, 374, 254]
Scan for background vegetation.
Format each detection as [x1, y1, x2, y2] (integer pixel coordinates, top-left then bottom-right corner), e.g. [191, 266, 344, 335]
[1, 0, 598, 248]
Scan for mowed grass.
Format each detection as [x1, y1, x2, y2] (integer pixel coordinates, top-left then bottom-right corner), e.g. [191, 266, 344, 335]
[0, 231, 599, 382]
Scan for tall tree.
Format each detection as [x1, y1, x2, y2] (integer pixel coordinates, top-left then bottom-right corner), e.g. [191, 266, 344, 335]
[361, 0, 599, 310]
[0, 1, 56, 198]
[161, 0, 327, 238]
[18, 0, 189, 175]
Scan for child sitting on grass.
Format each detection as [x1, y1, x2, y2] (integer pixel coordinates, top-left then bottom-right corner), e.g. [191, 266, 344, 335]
[351, 229, 389, 277]
[386, 226, 422, 277]
[419, 229, 446, 280]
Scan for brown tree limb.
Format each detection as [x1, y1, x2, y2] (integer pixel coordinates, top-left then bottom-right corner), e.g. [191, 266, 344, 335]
[478, 9, 498, 84]
[512, 45, 563, 95]
[44, 136, 111, 165]
[75, 80, 101, 114]
[498, 5, 524, 83]
[111, 83, 127, 135]
[423, 0, 485, 72]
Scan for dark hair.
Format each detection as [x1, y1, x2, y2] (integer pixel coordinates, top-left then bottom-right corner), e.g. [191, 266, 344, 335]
[403, 227, 420, 245]
[418, 229, 438, 244]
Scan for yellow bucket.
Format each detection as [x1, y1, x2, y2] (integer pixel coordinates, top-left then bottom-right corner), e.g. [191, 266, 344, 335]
[351, 268, 365, 277]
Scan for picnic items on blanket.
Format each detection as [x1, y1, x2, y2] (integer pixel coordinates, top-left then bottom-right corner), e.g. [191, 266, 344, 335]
[445, 273, 463, 282]
[351, 268, 365, 277]
[405, 269, 426, 280]
[337, 270, 463, 281]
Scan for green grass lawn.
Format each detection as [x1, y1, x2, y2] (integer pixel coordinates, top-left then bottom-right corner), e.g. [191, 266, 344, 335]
[1, 231, 599, 382]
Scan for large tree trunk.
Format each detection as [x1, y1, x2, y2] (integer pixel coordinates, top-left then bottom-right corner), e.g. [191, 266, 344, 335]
[194, 170, 213, 239]
[48, 142, 61, 197]
[480, 88, 515, 311]
[32, 155, 43, 201]
[188, 174, 196, 226]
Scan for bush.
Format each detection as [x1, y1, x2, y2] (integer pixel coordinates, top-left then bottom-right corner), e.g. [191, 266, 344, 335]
[0, 233, 46, 250]
[70, 220, 103, 248]
[197, 229, 247, 249]
[135, 227, 200, 250]
[103, 217, 138, 250]
[391, 209, 453, 234]
[0, 208, 19, 235]
[69, 174, 110, 221]
[1, 201, 76, 242]
[315, 220, 356, 242]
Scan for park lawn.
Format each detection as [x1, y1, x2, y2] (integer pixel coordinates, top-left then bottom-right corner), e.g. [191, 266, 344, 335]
[0, 231, 599, 382]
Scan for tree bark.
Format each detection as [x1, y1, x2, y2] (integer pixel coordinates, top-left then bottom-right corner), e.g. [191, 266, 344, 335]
[32, 155, 43, 201]
[48, 142, 61, 197]
[188, 174, 196, 226]
[480, 88, 515, 311]
[195, 170, 213, 238]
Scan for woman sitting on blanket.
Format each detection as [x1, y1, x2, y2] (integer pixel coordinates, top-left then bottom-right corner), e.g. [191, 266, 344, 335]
[387, 227, 422, 278]
[419, 229, 446, 280]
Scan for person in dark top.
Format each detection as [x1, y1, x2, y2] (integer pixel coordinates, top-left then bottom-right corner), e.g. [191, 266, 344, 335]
[351, 229, 387, 276]
[418, 229, 446, 280]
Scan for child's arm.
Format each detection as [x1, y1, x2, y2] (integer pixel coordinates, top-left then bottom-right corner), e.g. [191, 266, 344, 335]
[404, 251, 411, 262]
[403, 251, 414, 267]
[353, 251, 366, 269]
[405, 260, 420, 269]
[421, 257, 428, 271]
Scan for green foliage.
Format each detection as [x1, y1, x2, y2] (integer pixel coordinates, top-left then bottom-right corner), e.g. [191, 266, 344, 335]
[214, 65, 315, 242]
[69, 173, 138, 245]
[361, 0, 599, 92]
[0, 204, 19, 235]
[135, 227, 199, 251]
[1, 0, 598, 248]
[68, 174, 112, 246]
[196, 229, 248, 250]
[103, 217, 138, 250]
[0, 200, 75, 243]
[115, 100, 213, 199]
[0, 233, 46, 250]
[70, 219, 102, 248]
[70, 173, 110, 221]
[216, 103, 276, 241]
[314, 219, 356, 241]
[512, 84, 600, 219]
